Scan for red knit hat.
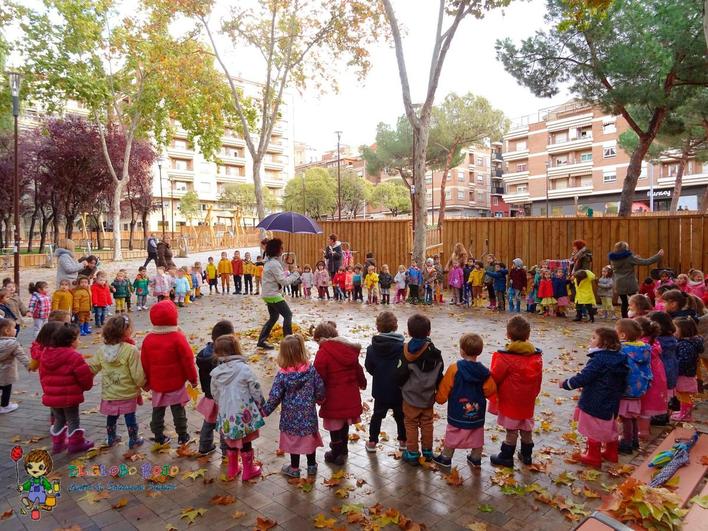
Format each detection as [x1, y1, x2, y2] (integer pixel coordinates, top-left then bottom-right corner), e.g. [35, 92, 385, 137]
[149, 300, 179, 327]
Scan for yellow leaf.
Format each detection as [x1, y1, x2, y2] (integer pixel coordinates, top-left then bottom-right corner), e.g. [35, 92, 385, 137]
[179, 507, 207, 525]
[111, 498, 128, 510]
[313, 513, 337, 528]
[335, 486, 352, 498]
[182, 468, 207, 480]
[151, 442, 172, 454]
[186, 383, 199, 404]
[231, 510, 246, 519]
[165, 524, 178, 531]
[467, 522, 488, 531]
[78, 491, 109, 504]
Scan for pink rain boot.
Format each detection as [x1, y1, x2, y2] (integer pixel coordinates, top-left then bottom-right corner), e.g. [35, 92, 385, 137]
[67, 428, 94, 454]
[226, 449, 240, 480]
[637, 417, 651, 440]
[241, 449, 261, 481]
[671, 402, 693, 422]
[50, 426, 67, 454]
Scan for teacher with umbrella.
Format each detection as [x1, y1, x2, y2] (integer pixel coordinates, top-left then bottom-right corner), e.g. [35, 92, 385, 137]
[255, 212, 321, 350]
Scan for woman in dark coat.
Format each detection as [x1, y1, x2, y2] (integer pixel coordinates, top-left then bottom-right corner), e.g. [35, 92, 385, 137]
[324, 234, 342, 279]
[570, 239, 592, 275]
[156, 238, 176, 269]
[609, 241, 663, 318]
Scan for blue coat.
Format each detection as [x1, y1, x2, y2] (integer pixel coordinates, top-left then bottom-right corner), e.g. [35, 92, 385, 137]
[447, 360, 489, 429]
[262, 365, 325, 437]
[657, 335, 678, 389]
[562, 348, 628, 420]
[487, 269, 508, 292]
[676, 337, 703, 377]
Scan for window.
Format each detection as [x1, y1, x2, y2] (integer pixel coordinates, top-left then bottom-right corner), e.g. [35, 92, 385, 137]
[445, 190, 451, 200]
[666, 163, 679, 177]
[492, 196, 499, 206]
[554, 155, 568, 167]
[515, 140, 527, 151]
[553, 132, 568, 144]
[171, 158, 191, 170]
[580, 152, 592, 162]
[172, 139, 189, 150]
[603, 146, 617, 158]
[516, 163, 528, 172]
[602, 120, 616, 134]
[457, 170, 465, 182]
[477, 191, 486, 204]
[477, 173, 484, 182]
[477, 156, 487, 167]
[603, 172, 616, 183]
[703, 162, 708, 173]
[515, 184, 527, 193]
[425, 175, 433, 184]
[578, 128, 592, 139]
[174, 181, 188, 192]
[219, 164, 243, 176]
[578, 175, 593, 187]
[198, 181, 211, 193]
[553, 178, 568, 190]
[457, 191, 465, 200]
[469, 190, 476, 202]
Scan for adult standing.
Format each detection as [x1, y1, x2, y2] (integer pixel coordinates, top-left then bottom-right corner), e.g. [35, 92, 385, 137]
[256, 238, 301, 350]
[570, 239, 592, 275]
[446, 242, 468, 270]
[156, 238, 176, 269]
[76, 255, 99, 280]
[609, 241, 664, 318]
[55, 239, 87, 286]
[324, 234, 342, 279]
[144, 234, 159, 268]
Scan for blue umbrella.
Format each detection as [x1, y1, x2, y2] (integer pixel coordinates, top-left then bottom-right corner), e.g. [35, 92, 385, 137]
[256, 212, 323, 234]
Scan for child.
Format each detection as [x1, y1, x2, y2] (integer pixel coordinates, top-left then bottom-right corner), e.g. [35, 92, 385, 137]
[433, 333, 496, 468]
[560, 328, 627, 467]
[573, 270, 596, 323]
[552, 269, 571, 317]
[242, 253, 254, 294]
[526, 268, 539, 313]
[111, 272, 131, 314]
[364, 252, 376, 279]
[365, 265, 380, 304]
[672, 317, 703, 421]
[639, 277, 657, 306]
[469, 261, 486, 308]
[648, 311, 678, 425]
[28, 320, 65, 374]
[301, 265, 314, 299]
[313, 322, 366, 465]
[658, 270, 674, 287]
[217, 251, 233, 294]
[341, 242, 354, 269]
[378, 264, 393, 305]
[191, 263, 203, 299]
[616, 318, 652, 453]
[434, 255, 445, 303]
[333, 267, 346, 301]
[447, 260, 464, 306]
[487, 262, 508, 312]
[291, 266, 303, 298]
[675, 274, 689, 293]
[352, 265, 364, 302]
[254, 256, 264, 295]
[210, 334, 265, 481]
[140, 301, 198, 445]
[0, 318, 29, 414]
[663, 289, 698, 321]
[133, 267, 150, 310]
[365, 311, 406, 452]
[0, 290, 21, 337]
[182, 266, 193, 305]
[344, 266, 354, 300]
[394, 265, 407, 304]
[51, 280, 74, 315]
[508, 259, 526, 313]
[173, 270, 190, 307]
[597, 267, 615, 319]
[2, 281, 28, 335]
[628, 294, 652, 319]
[150, 266, 171, 301]
[231, 251, 243, 295]
[28, 282, 51, 339]
[119, 269, 134, 312]
[314, 261, 330, 300]
[687, 269, 705, 301]
[88, 315, 146, 448]
[206, 257, 219, 294]
[406, 261, 422, 304]
[484, 255, 497, 310]
[196, 320, 234, 456]
[537, 269, 556, 317]
[654, 284, 674, 312]
[91, 272, 112, 327]
[264, 334, 325, 478]
[462, 258, 474, 306]
[395, 314, 444, 464]
[635, 317, 667, 438]
[489, 315, 543, 467]
[41, 324, 95, 453]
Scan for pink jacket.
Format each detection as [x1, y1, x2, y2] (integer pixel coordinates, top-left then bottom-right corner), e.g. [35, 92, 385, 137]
[641, 339, 667, 416]
[314, 269, 330, 288]
[687, 280, 705, 300]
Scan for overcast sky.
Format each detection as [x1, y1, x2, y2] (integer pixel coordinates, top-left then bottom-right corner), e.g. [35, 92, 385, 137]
[288, 0, 570, 153]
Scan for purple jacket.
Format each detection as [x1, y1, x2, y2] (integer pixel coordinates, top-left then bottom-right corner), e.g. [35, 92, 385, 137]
[263, 364, 325, 437]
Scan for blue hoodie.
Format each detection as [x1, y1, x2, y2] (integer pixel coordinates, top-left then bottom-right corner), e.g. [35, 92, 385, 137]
[657, 335, 678, 389]
[487, 269, 508, 292]
[445, 360, 490, 429]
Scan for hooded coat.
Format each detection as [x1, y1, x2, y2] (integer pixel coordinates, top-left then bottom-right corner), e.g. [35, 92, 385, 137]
[196, 343, 218, 399]
[365, 332, 404, 405]
[676, 336, 703, 377]
[395, 339, 444, 408]
[55, 248, 84, 285]
[91, 283, 113, 307]
[325, 241, 343, 277]
[436, 360, 496, 429]
[314, 337, 366, 419]
[489, 341, 543, 419]
[88, 342, 145, 400]
[657, 335, 679, 390]
[39, 346, 94, 407]
[608, 250, 662, 295]
[0, 337, 29, 386]
[571, 247, 593, 275]
[210, 355, 265, 440]
[263, 364, 325, 436]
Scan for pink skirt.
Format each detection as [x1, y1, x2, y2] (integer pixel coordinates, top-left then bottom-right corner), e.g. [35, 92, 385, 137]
[618, 398, 642, 418]
[196, 397, 218, 423]
[151, 387, 189, 408]
[574, 408, 618, 443]
[100, 398, 138, 416]
[322, 417, 361, 431]
[224, 431, 259, 449]
[557, 296, 570, 307]
[676, 375, 698, 393]
[497, 414, 534, 431]
[279, 432, 324, 454]
[443, 425, 484, 449]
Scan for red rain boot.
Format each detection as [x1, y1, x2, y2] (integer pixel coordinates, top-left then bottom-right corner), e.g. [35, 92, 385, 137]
[241, 449, 261, 481]
[226, 449, 240, 480]
[637, 417, 651, 440]
[67, 428, 94, 454]
[579, 439, 602, 469]
[601, 441, 619, 463]
[50, 426, 67, 454]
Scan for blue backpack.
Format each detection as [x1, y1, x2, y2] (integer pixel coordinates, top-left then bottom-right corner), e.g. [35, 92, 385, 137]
[447, 361, 489, 430]
[622, 342, 652, 398]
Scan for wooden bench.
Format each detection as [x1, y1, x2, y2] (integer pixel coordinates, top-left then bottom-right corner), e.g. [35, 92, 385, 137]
[682, 480, 708, 530]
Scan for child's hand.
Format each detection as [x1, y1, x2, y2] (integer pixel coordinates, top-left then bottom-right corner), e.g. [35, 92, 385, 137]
[558, 380, 565, 389]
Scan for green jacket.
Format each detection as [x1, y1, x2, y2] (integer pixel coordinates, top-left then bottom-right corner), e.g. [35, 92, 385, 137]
[88, 342, 145, 400]
[111, 279, 132, 299]
[21, 477, 52, 492]
[132, 278, 150, 297]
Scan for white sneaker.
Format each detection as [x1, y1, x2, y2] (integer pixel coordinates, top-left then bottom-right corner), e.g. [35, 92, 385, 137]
[0, 403, 18, 414]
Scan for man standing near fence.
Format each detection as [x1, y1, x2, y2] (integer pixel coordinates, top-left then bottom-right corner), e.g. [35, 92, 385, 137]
[144, 234, 158, 268]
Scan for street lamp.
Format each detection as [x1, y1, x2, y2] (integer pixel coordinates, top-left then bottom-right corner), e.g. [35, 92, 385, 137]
[157, 155, 166, 238]
[170, 177, 175, 236]
[335, 130, 342, 221]
[8, 72, 21, 287]
[544, 160, 550, 218]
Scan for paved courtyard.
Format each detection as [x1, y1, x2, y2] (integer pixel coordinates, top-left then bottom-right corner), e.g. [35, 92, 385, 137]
[0, 251, 704, 531]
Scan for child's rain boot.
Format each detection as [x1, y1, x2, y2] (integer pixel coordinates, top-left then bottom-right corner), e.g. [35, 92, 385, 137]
[50, 426, 67, 454]
[490, 442, 515, 467]
[226, 449, 240, 480]
[127, 425, 144, 449]
[518, 443, 534, 465]
[402, 449, 421, 465]
[601, 441, 619, 463]
[241, 449, 261, 481]
[67, 428, 94, 454]
[106, 424, 121, 447]
[671, 402, 693, 422]
[579, 440, 602, 469]
[637, 417, 651, 440]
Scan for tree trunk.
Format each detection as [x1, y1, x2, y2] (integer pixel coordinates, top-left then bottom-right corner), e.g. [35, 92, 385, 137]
[437, 151, 454, 229]
[93, 215, 103, 250]
[128, 218, 136, 251]
[618, 137, 653, 217]
[669, 155, 688, 212]
[112, 181, 126, 260]
[4, 218, 11, 249]
[252, 158, 267, 238]
[52, 214, 60, 246]
[142, 211, 148, 242]
[412, 124, 430, 265]
[27, 207, 38, 253]
[39, 213, 51, 254]
[65, 215, 75, 240]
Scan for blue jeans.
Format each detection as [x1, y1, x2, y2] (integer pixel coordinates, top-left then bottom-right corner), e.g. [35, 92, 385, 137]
[107, 412, 137, 428]
[508, 288, 522, 312]
[93, 306, 107, 326]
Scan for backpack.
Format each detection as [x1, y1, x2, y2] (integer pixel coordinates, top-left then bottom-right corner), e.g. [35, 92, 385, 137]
[622, 342, 652, 398]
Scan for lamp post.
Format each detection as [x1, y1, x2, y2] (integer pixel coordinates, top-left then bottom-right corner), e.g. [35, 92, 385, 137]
[170, 177, 175, 237]
[545, 160, 550, 218]
[335, 130, 342, 221]
[8, 72, 21, 287]
[157, 155, 166, 238]
[648, 160, 654, 212]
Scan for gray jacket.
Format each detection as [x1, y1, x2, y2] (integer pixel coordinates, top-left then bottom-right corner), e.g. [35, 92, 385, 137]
[597, 277, 614, 298]
[609, 250, 661, 296]
[261, 257, 300, 299]
[0, 337, 29, 386]
[55, 248, 84, 285]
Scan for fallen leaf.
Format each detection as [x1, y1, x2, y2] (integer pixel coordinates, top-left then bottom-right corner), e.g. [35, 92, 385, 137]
[444, 467, 463, 487]
[123, 451, 145, 462]
[10, 435, 20, 442]
[606, 464, 635, 477]
[466, 522, 488, 531]
[348, 433, 360, 442]
[78, 491, 110, 504]
[151, 442, 172, 454]
[182, 468, 207, 480]
[210, 495, 236, 506]
[288, 477, 314, 493]
[176, 443, 199, 458]
[553, 471, 577, 486]
[255, 516, 277, 530]
[324, 470, 347, 487]
[165, 524, 178, 531]
[478, 504, 494, 513]
[0, 509, 12, 520]
[275, 448, 285, 457]
[579, 469, 601, 482]
[179, 507, 207, 525]
[231, 510, 246, 519]
[313, 513, 337, 528]
[379, 431, 389, 442]
[527, 462, 548, 473]
[111, 498, 128, 510]
[356, 478, 366, 487]
[335, 486, 353, 498]
[690, 495, 708, 509]
[701, 455, 708, 465]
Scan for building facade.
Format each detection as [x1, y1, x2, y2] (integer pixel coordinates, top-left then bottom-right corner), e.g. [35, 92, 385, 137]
[501, 100, 707, 215]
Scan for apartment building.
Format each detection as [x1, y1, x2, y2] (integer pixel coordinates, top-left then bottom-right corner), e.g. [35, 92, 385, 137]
[501, 100, 707, 215]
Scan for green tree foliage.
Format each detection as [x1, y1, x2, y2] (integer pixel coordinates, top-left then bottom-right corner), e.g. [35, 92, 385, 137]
[339, 169, 374, 219]
[179, 191, 200, 227]
[283, 167, 336, 220]
[218, 183, 277, 218]
[496, 0, 707, 216]
[370, 180, 411, 217]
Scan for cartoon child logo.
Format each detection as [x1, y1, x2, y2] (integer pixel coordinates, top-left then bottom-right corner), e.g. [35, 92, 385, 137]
[12, 446, 61, 521]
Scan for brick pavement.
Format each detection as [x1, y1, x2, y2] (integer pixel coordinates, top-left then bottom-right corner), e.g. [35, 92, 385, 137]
[0, 254, 705, 530]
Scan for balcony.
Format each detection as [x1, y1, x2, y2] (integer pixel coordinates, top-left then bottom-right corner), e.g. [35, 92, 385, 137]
[166, 168, 195, 180]
[493, 168, 503, 177]
[167, 145, 193, 157]
[267, 141, 285, 153]
[547, 135, 593, 154]
[547, 184, 594, 199]
[547, 160, 593, 177]
[222, 131, 246, 146]
[502, 148, 529, 162]
[264, 159, 285, 170]
[216, 173, 246, 183]
[491, 186, 505, 195]
[502, 170, 530, 183]
[546, 112, 593, 133]
[502, 190, 530, 204]
[493, 151, 503, 161]
[217, 152, 247, 165]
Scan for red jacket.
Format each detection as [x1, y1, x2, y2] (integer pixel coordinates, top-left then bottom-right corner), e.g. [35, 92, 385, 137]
[314, 338, 366, 419]
[91, 283, 113, 307]
[537, 278, 554, 299]
[333, 272, 346, 289]
[232, 258, 243, 276]
[39, 347, 94, 408]
[489, 341, 543, 420]
[141, 330, 198, 393]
